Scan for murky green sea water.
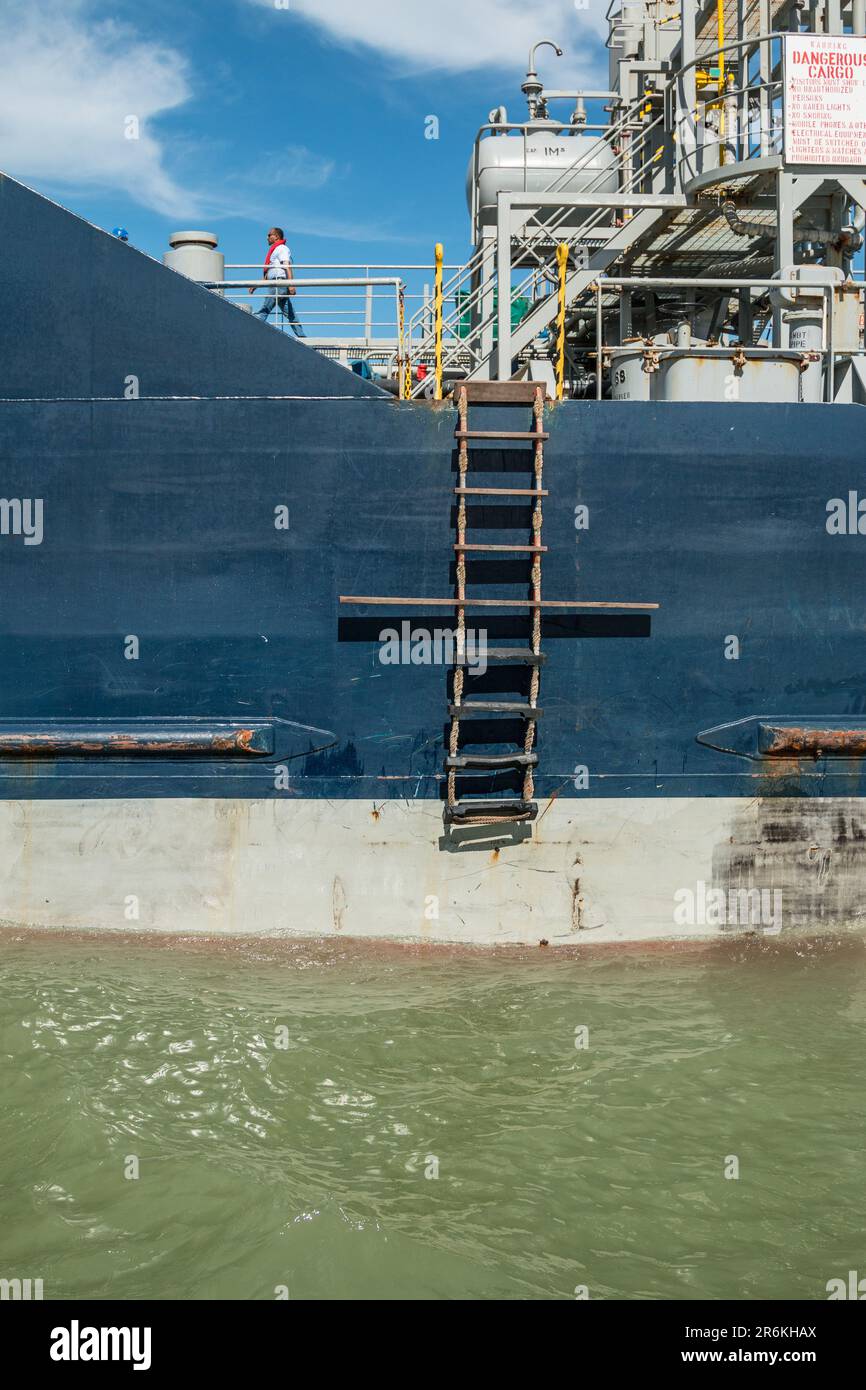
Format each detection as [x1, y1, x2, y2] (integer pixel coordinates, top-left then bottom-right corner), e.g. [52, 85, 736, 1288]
[1, 932, 864, 1301]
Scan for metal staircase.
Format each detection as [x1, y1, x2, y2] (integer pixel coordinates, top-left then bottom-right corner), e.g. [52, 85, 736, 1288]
[445, 381, 547, 825]
[486, 203, 672, 372]
[407, 90, 671, 392]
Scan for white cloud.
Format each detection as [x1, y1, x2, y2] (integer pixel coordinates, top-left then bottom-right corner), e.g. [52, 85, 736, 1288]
[253, 0, 607, 80]
[243, 147, 337, 192]
[0, 1, 201, 217]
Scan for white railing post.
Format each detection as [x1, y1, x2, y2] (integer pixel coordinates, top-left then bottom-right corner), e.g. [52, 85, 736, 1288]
[365, 268, 373, 343]
[478, 228, 497, 368]
[495, 193, 513, 381]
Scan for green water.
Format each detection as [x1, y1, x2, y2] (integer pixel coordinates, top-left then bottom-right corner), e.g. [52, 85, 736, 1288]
[1, 933, 864, 1301]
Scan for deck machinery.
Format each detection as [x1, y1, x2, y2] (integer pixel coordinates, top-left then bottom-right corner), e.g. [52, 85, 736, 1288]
[408, 2, 866, 404]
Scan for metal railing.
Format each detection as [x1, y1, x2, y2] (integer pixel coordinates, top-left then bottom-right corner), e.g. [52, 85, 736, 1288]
[406, 84, 661, 392]
[475, 35, 788, 380]
[674, 32, 787, 181]
[591, 274, 856, 401]
[404, 30, 799, 388]
[208, 263, 463, 378]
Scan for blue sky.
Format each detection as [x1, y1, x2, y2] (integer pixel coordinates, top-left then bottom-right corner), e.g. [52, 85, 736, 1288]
[0, 0, 608, 271]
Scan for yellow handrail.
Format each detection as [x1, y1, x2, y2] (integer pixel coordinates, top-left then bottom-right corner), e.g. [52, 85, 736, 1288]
[555, 242, 569, 402]
[398, 285, 409, 400]
[434, 242, 444, 401]
[717, 0, 726, 164]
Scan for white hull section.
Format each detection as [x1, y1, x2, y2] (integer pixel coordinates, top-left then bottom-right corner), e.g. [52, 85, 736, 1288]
[0, 796, 859, 945]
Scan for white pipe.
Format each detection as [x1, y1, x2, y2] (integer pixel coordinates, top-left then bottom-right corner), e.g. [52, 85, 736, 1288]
[541, 90, 618, 100]
[224, 264, 463, 271]
[206, 278, 403, 288]
[526, 39, 563, 76]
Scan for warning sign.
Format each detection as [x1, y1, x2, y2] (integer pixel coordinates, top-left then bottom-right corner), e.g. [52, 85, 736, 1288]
[784, 34, 866, 165]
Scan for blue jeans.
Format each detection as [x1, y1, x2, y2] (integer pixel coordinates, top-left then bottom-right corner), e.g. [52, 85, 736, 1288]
[255, 286, 305, 337]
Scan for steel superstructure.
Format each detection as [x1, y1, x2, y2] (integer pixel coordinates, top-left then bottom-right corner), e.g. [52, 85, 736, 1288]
[404, 6, 866, 402]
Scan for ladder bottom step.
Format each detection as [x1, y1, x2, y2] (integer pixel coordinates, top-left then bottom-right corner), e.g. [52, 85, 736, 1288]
[455, 647, 546, 666]
[445, 799, 538, 823]
[446, 753, 538, 770]
[450, 702, 543, 718]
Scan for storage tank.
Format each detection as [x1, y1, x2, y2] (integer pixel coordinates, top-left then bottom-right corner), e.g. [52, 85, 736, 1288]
[786, 309, 824, 403]
[654, 350, 801, 403]
[163, 230, 224, 286]
[469, 125, 617, 229]
[608, 344, 802, 402]
[608, 343, 651, 401]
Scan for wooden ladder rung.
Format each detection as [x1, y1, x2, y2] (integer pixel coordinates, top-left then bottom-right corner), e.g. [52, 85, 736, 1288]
[450, 701, 543, 718]
[455, 647, 546, 666]
[455, 430, 549, 441]
[455, 487, 548, 497]
[446, 752, 539, 770]
[454, 543, 547, 553]
[453, 382, 546, 404]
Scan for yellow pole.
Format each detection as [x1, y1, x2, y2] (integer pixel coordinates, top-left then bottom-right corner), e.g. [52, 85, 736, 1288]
[717, 0, 726, 165]
[434, 242, 444, 401]
[555, 242, 569, 402]
[398, 285, 407, 400]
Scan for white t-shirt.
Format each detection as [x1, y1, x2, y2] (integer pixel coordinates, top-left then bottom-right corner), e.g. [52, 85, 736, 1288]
[266, 244, 292, 280]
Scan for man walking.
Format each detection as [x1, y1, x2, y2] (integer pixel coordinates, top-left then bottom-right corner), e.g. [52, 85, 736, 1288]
[250, 227, 304, 336]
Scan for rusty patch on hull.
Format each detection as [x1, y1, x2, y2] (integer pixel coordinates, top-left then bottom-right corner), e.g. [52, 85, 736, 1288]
[713, 797, 866, 931]
[0, 723, 274, 757]
[759, 726, 866, 759]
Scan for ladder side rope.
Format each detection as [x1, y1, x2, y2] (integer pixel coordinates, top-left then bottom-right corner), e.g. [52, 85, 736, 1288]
[524, 385, 544, 806]
[447, 384, 469, 811]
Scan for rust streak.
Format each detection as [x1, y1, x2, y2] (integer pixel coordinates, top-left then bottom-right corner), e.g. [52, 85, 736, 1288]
[0, 728, 267, 757]
[763, 727, 866, 759]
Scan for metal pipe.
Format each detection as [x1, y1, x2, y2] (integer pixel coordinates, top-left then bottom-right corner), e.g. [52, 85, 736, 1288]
[526, 39, 563, 75]
[540, 90, 618, 100]
[723, 200, 770, 238]
[364, 283, 373, 341]
[596, 343, 809, 356]
[205, 277, 403, 288]
[523, 39, 563, 117]
[496, 198, 512, 380]
[600, 277, 827, 289]
[596, 275, 833, 360]
[225, 264, 463, 271]
[827, 284, 835, 400]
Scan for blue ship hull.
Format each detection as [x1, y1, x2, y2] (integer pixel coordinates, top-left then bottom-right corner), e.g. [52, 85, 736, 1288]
[1, 173, 864, 943]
